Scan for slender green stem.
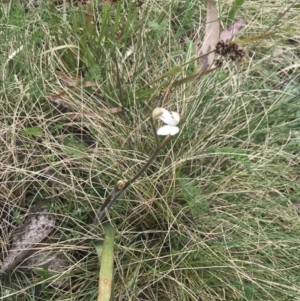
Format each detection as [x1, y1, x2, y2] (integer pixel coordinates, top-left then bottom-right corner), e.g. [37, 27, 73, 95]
[95, 135, 173, 222]
[94, 181, 125, 223]
[150, 116, 159, 147]
[126, 135, 172, 185]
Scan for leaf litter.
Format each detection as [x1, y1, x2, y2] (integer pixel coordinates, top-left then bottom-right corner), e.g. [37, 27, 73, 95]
[199, 0, 219, 71]
[198, 1, 245, 71]
[0, 200, 55, 274]
[220, 19, 244, 42]
[22, 249, 70, 288]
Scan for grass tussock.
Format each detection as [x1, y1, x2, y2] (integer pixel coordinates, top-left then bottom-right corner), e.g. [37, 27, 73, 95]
[1, 0, 300, 300]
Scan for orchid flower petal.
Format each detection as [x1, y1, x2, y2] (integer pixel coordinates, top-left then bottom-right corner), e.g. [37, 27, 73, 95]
[168, 126, 180, 135]
[157, 125, 180, 136]
[159, 109, 180, 126]
[169, 112, 180, 126]
[159, 109, 172, 123]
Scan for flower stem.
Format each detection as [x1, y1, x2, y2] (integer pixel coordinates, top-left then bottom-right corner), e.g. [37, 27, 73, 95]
[94, 135, 173, 223]
[150, 115, 160, 147]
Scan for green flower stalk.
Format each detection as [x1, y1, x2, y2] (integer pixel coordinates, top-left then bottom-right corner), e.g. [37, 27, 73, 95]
[94, 107, 180, 223]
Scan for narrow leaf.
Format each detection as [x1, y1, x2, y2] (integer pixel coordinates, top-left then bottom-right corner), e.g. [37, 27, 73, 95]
[146, 66, 183, 87]
[22, 127, 43, 137]
[97, 222, 115, 301]
[171, 67, 218, 87]
[41, 45, 79, 55]
[133, 67, 218, 101]
[228, 0, 245, 21]
[62, 137, 89, 156]
[233, 30, 278, 45]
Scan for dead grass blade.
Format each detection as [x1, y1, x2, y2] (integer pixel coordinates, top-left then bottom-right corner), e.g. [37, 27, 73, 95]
[233, 30, 279, 45]
[171, 67, 218, 87]
[64, 109, 122, 121]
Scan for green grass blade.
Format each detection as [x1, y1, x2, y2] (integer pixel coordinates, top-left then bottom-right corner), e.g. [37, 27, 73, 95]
[228, 0, 245, 21]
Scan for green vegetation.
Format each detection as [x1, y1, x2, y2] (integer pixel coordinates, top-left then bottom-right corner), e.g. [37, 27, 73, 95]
[1, 0, 300, 300]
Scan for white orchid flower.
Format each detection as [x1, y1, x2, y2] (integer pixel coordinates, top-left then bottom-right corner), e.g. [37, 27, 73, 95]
[155, 108, 180, 136]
